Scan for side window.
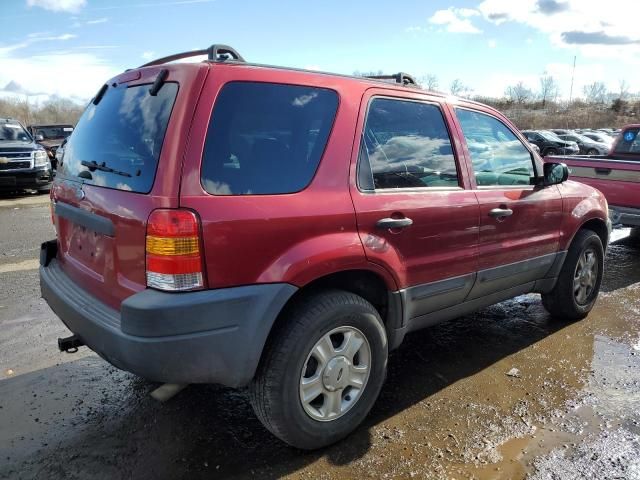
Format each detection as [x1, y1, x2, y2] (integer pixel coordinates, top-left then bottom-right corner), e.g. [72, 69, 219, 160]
[358, 98, 459, 190]
[456, 109, 535, 187]
[201, 82, 339, 195]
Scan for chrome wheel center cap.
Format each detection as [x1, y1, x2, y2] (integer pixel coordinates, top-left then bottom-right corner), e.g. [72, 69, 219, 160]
[322, 356, 350, 392]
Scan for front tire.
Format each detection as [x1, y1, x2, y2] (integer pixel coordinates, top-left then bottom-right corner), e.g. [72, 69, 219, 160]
[542, 229, 604, 320]
[586, 148, 599, 155]
[544, 148, 558, 156]
[249, 290, 388, 450]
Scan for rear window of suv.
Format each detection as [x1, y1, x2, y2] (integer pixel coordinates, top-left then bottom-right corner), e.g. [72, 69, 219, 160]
[59, 82, 178, 193]
[201, 82, 339, 195]
[614, 128, 640, 155]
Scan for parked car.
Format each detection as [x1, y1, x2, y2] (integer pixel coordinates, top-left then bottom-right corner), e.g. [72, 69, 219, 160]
[582, 131, 614, 146]
[549, 129, 572, 136]
[0, 117, 53, 193]
[27, 124, 74, 170]
[546, 124, 640, 230]
[521, 130, 580, 156]
[557, 133, 609, 155]
[40, 44, 611, 450]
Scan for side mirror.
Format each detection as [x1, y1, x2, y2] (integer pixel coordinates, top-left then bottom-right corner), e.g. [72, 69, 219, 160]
[35, 134, 44, 142]
[542, 162, 569, 186]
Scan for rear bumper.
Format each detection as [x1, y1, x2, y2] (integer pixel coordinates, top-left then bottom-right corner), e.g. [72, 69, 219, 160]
[40, 246, 297, 386]
[609, 205, 640, 227]
[0, 167, 52, 191]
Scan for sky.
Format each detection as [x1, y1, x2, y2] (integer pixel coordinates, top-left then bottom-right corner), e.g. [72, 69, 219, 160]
[1, 0, 639, 103]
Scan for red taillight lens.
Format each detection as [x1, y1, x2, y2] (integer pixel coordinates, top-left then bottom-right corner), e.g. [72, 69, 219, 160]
[146, 209, 204, 291]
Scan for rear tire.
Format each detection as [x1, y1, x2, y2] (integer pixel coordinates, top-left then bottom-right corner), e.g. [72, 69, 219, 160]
[542, 229, 604, 321]
[249, 289, 388, 450]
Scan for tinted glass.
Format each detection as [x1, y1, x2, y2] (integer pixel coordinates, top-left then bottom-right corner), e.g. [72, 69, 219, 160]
[0, 122, 30, 142]
[614, 128, 640, 155]
[456, 109, 534, 186]
[358, 98, 458, 190]
[201, 82, 338, 195]
[59, 83, 178, 193]
[34, 126, 73, 139]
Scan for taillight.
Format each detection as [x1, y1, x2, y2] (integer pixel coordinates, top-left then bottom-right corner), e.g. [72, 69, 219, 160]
[145, 209, 205, 291]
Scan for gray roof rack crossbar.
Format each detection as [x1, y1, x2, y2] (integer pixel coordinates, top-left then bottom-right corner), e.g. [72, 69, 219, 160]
[139, 44, 245, 68]
[365, 72, 418, 86]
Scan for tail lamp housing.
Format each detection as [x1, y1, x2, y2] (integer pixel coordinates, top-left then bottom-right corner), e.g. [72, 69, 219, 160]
[145, 209, 205, 291]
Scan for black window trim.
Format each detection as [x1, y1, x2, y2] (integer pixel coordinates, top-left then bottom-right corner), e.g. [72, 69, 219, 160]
[455, 106, 540, 190]
[356, 94, 463, 194]
[199, 80, 341, 197]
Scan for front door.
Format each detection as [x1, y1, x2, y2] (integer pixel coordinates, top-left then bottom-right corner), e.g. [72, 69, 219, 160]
[452, 107, 563, 299]
[350, 91, 480, 320]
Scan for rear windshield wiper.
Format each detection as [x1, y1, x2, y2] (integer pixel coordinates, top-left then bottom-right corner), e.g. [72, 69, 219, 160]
[81, 160, 132, 178]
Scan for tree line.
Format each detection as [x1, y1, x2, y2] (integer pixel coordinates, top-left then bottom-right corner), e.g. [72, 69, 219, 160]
[0, 96, 85, 126]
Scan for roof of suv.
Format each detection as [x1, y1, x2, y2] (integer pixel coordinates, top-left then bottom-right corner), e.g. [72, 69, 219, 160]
[134, 43, 455, 100]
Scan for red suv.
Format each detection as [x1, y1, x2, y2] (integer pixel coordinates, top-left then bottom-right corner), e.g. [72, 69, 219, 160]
[40, 45, 611, 450]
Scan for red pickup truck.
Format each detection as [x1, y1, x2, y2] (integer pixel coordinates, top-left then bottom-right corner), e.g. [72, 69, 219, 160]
[546, 125, 640, 231]
[40, 44, 611, 449]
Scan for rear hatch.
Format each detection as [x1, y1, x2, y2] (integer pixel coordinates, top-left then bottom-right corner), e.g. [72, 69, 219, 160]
[51, 64, 208, 309]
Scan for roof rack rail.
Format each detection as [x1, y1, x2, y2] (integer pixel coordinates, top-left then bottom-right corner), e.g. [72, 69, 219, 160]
[365, 72, 418, 87]
[139, 44, 245, 68]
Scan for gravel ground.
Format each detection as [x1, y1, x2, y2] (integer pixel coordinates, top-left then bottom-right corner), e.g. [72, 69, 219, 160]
[1, 192, 639, 480]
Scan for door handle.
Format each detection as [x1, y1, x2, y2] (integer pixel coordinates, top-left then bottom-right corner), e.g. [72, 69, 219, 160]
[376, 217, 413, 229]
[489, 208, 513, 218]
[595, 167, 611, 175]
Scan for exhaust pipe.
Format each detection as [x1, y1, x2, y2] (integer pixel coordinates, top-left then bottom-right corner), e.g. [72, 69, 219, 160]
[58, 335, 84, 353]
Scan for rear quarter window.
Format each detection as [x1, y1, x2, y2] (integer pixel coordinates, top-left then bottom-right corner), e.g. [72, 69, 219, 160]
[201, 82, 339, 195]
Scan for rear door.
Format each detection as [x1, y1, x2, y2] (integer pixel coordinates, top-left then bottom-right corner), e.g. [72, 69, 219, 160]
[350, 90, 480, 319]
[51, 64, 207, 309]
[452, 106, 563, 298]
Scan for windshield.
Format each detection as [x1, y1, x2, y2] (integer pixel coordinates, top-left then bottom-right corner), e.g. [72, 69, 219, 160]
[59, 82, 178, 193]
[0, 122, 31, 142]
[561, 133, 592, 143]
[538, 131, 563, 142]
[33, 126, 74, 140]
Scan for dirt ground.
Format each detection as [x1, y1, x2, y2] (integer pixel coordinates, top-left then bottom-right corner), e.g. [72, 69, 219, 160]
[1, 193, 639, 480]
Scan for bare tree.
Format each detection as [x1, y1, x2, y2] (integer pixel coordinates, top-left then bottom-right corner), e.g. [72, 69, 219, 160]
[618, 79, 630, 100]
[582, 81, 608, 104]
[421, 74, 439, 91]
[505, 81, 533, 104]
[450, 79, 469, 96]
[539, 74, 559, 107]
[0, 96, 84, 126]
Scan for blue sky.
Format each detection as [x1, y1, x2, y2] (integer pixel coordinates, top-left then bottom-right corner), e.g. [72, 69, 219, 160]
[1, 0, 639, 101]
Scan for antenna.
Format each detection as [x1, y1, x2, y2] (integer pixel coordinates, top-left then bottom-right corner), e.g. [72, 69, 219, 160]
[568, 55, 576, 105]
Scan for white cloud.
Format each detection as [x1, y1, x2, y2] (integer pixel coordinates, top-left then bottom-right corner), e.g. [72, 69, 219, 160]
[141, 51, 155, 60]
[93, 0, 215, 10]
[86, 17, 109, 25]
[488, 39, 497, 48]
[478, 0, 640, 60]
[26, 0, 86, 13]
[0, 34, 118, 99]
[429, 7, 482, 34]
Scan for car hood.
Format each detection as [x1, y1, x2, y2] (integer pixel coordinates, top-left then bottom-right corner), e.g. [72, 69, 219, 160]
[0, 140, 37, 151]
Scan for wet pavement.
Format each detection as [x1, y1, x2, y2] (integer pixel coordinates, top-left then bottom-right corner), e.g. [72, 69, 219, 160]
[1, 193, 639, 479]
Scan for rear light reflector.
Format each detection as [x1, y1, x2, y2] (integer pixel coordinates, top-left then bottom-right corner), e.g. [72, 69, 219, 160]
[146, 209, 204, 291]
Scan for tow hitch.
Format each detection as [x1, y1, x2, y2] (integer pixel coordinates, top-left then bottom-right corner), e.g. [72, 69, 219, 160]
[58, 335, 84, 353]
